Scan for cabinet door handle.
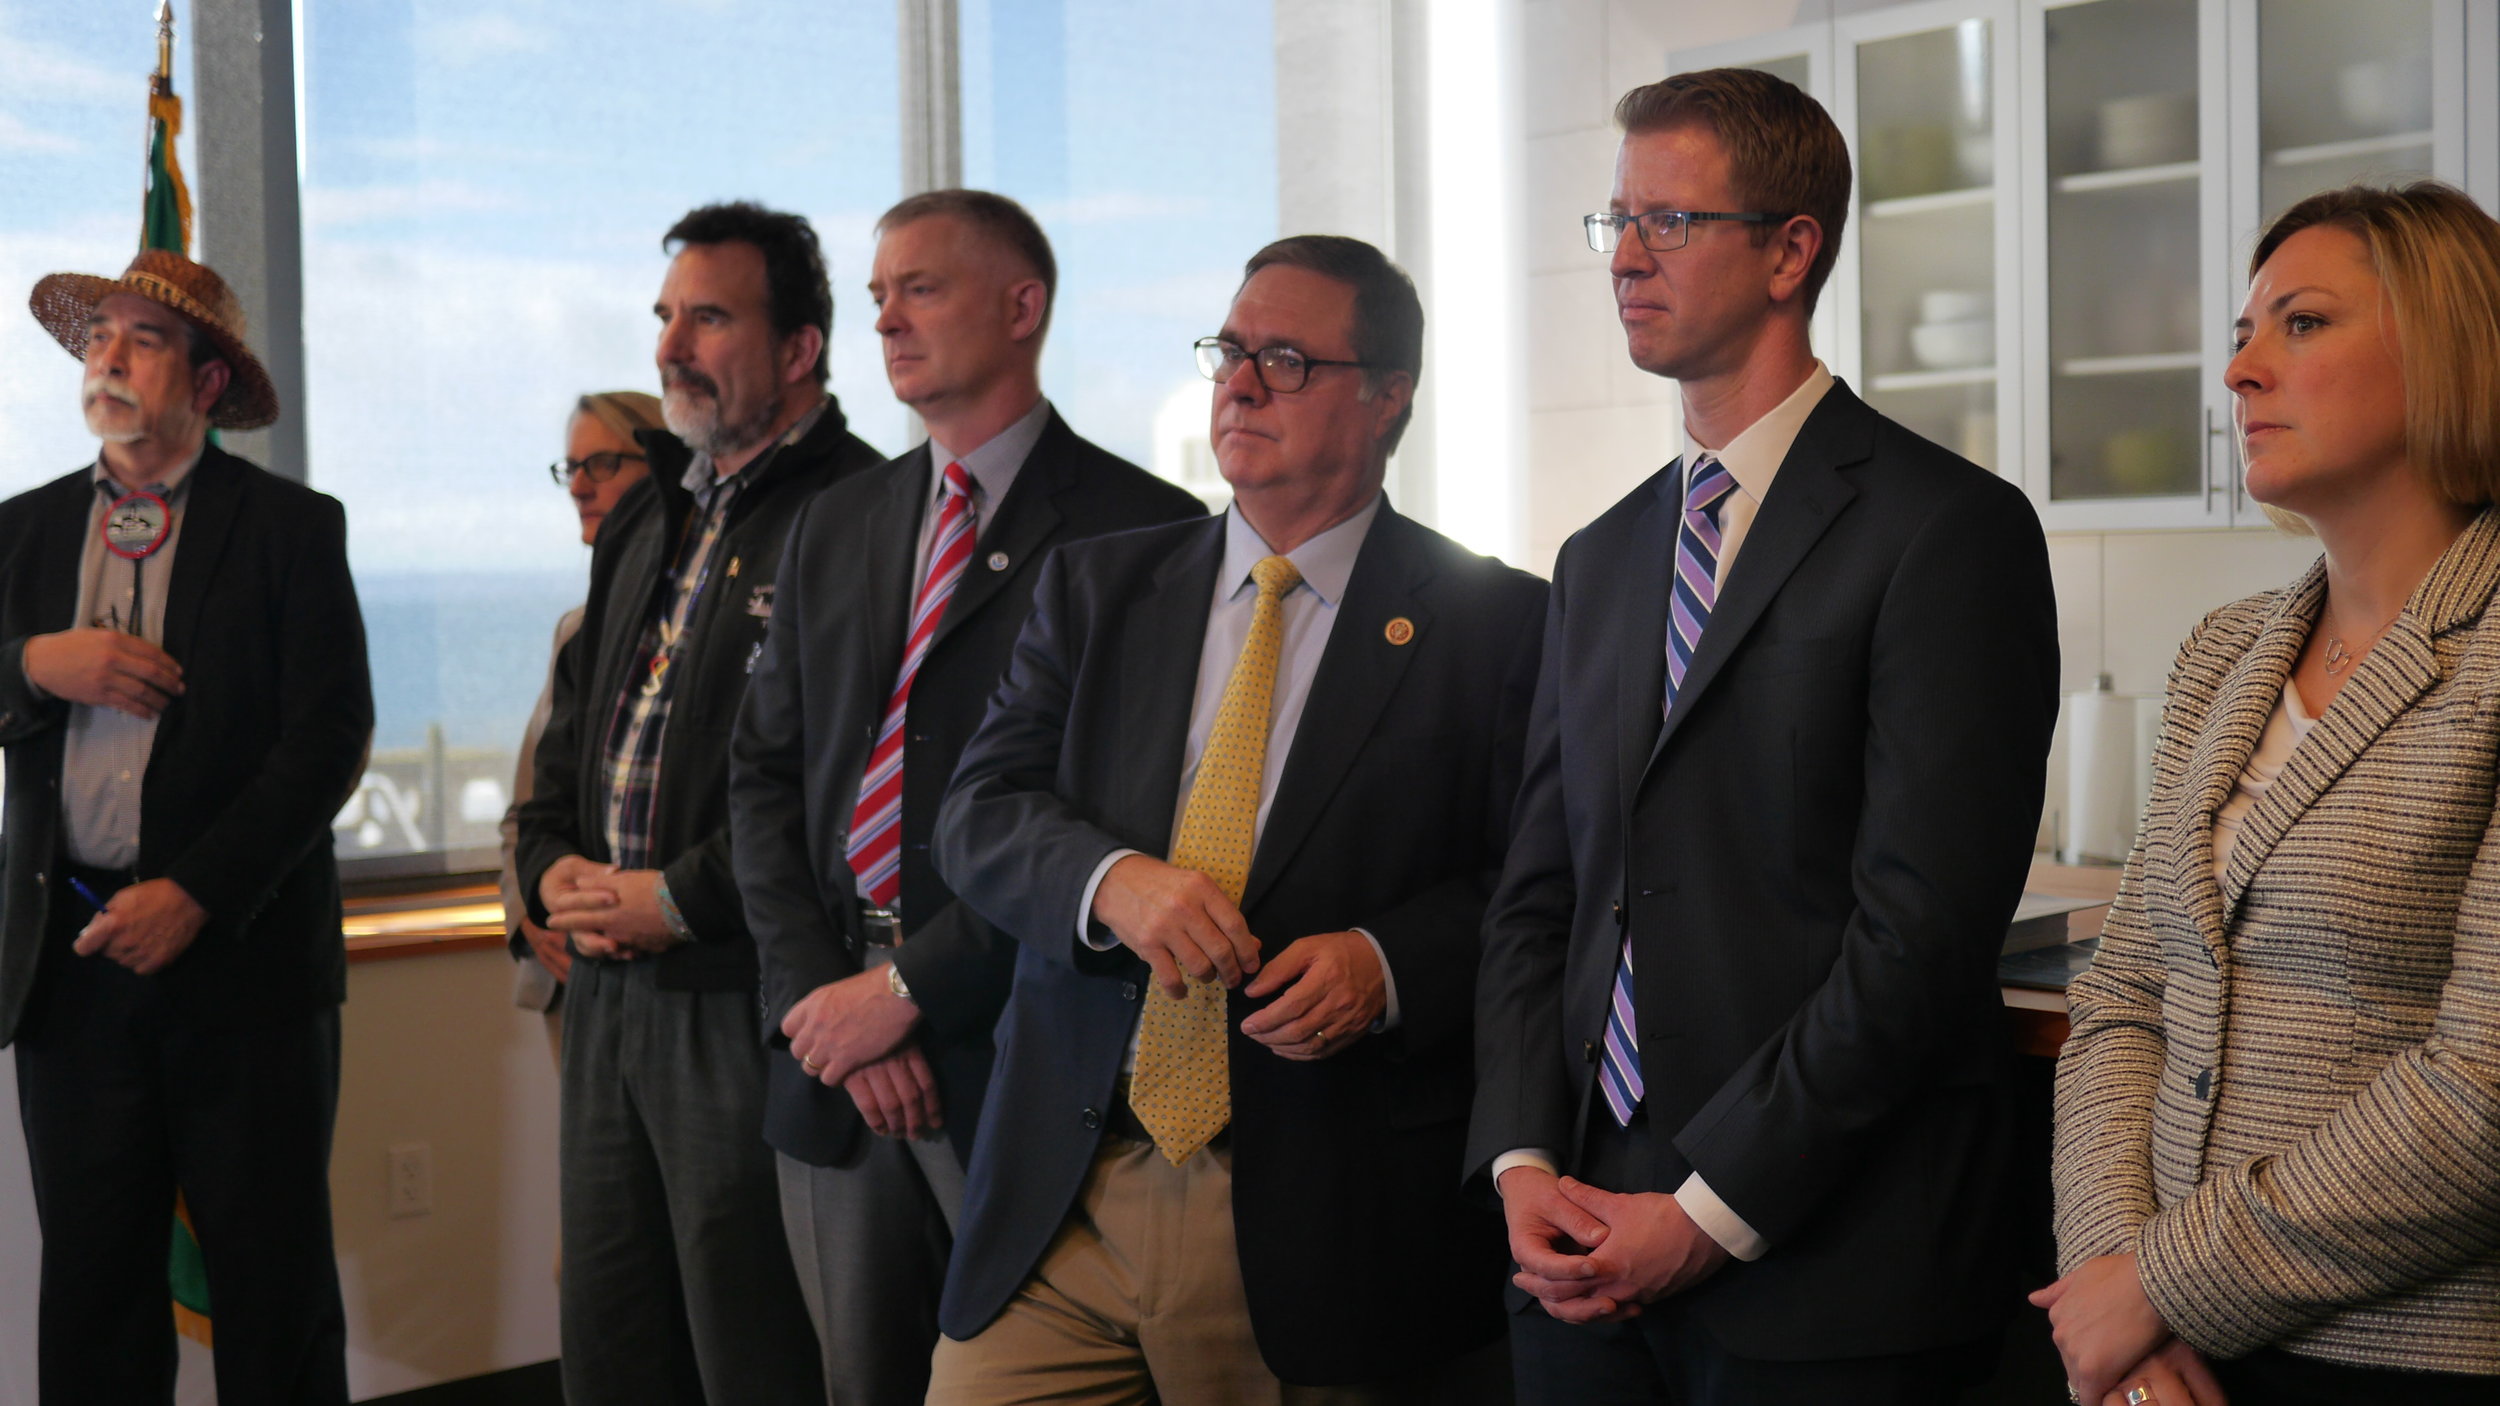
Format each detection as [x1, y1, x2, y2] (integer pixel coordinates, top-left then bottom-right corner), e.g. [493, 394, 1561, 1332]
[2203, 407, 2217, 511]
[2204, 408, 2233, 514]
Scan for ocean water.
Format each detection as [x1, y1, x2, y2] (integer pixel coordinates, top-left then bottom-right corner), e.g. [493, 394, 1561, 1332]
[340, 569, 582, 859]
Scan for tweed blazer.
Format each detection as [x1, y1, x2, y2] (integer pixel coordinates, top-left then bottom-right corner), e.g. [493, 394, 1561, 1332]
[2054, 508, 2500, 1375]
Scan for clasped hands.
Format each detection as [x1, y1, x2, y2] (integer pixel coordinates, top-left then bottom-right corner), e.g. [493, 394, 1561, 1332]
[1499, 1165, 1730, 1323]
[2032, 1254, 2229, 1406]
[1091, 853, 1385, 1061]
[781, 964, 942, 1142]
[539, 855, 678, 960]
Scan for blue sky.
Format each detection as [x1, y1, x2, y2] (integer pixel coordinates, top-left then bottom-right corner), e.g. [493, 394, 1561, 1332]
[4, 0, 1275, 578]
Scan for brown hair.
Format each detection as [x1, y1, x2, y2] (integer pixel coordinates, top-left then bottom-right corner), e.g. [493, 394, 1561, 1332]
[2254, 182, 2500, 509]
[1241, 234, 1425, 453]
[877, 188, 1059, 338]
[1614, 67, 1852, 315]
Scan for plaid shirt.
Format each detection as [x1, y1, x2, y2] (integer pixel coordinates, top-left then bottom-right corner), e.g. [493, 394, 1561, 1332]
[598, 462, 741, 871]
[596, 401, 827, 871]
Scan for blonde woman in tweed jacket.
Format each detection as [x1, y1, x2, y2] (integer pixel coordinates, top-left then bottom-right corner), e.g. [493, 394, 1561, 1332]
[2044, 182, 2500, 1406]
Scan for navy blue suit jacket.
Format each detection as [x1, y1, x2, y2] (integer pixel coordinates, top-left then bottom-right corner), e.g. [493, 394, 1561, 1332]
[1468, 382, 2060, 1359]
[934, 503, 1544, 1384]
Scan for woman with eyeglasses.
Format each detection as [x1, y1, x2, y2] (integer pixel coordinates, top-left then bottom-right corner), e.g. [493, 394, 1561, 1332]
[503, 391, 665, 1050]
[2042, 182, 2500, 1406]
[553, 390, 663, 545]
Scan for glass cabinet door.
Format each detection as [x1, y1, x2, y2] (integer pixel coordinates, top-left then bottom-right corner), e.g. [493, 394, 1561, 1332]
[2253, 0, 2438, 221]
[2037, 0, 2212, 509]
[1840, 4, 2015, 474]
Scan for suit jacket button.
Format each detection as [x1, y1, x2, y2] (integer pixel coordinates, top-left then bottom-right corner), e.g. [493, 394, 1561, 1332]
[1081, 1107, 1102, 1130]
[1582, 1039, 1598, 1064]
[1121, 982, 1140, 1001]
[2193, 1069, 2213, 1101]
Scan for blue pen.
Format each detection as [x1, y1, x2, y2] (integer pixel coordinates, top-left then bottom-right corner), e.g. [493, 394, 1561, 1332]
[66, 876, 108, 913]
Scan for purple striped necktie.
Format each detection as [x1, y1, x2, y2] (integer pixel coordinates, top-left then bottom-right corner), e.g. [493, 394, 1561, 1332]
[846, 462, 976, 912]
[1598, 453, 1736, 1129]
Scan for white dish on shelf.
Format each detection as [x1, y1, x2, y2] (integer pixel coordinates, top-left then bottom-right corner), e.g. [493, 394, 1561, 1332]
[1919, 289, 1991, 325]
[1910, 317, 1993, 370]
[2097, 92, 2196, 171]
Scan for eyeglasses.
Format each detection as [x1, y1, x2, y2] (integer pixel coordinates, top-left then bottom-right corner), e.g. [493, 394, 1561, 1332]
[548, 451, 647, 487]
[1585, 209, 1782, 254]
[1194, 336, 1370, 394]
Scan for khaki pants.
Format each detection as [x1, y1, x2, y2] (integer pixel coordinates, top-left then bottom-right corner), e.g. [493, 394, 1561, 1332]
[927, 1134, 1384, 1406]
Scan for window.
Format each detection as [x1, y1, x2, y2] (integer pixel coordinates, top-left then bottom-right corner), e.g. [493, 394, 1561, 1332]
[957, 0, 1276, 509]
[299, 0, 902, 865]
[0, 1, 199, 495]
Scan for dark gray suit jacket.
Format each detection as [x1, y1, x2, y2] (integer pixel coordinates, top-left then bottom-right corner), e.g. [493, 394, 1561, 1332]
[1469, 382, 2060, 1360]
[729, 411, 1202, 1166]
[0, 447, 372, 1044]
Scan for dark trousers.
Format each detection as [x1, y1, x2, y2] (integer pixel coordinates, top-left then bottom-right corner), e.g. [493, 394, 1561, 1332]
[1508, 1110, 1992, 1406]
[12, 870, 348, 1406]
[2212, 1349, 2499, 1405]
[559, 956, 824, 1406]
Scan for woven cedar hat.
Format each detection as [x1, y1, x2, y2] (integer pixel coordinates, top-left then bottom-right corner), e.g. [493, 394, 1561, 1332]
[28, 248, 279, 430]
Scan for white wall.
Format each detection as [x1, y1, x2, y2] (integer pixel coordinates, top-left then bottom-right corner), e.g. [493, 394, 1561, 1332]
[0, 946, 561, 1403]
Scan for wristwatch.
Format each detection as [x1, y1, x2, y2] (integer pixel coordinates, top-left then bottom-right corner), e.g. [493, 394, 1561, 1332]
[886, 963, 912, 1001]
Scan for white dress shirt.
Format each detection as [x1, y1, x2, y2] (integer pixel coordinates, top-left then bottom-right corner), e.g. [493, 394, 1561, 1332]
[920, 396, 1053, 577]
[1074, 497, 1404, 1070]
[1493, 361, 1835, 1264]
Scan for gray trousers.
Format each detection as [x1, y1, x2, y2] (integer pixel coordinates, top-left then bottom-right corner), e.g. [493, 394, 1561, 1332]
[560, 957, 824, 1406]
[777, 1126, 964, 1406]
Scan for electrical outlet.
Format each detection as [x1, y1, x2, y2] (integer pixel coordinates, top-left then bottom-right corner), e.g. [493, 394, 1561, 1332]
[387, 1142, 432, 1219]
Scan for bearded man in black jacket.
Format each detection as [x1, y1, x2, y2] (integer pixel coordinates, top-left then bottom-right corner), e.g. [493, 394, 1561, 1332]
[515, 202, 883, 1406]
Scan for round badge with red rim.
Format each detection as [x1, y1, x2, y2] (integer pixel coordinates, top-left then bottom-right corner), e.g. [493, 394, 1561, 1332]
[101, 491, 172, 560]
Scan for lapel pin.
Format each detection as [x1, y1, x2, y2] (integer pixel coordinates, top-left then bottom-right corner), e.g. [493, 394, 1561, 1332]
[1384, 616, 1415, 646]
[987, 551, 1010, 572]
[726, 556, 741, 578]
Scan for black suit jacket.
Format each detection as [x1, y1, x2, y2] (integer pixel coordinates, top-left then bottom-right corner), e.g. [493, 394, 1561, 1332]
[0, 447, 372, 1044]
[729, 411, 1203, 1166]
[1468, 383, 2059, 1359]
[933, 503, 1546, 1384]
[515, 398, 883, 991]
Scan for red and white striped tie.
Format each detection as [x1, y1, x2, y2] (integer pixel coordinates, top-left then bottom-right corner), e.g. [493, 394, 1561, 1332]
[846, 462, 976, 911]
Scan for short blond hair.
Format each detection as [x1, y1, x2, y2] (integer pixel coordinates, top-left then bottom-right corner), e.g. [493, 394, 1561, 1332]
[573, 390, 664, 444]
[2254, 182, 2500, 509]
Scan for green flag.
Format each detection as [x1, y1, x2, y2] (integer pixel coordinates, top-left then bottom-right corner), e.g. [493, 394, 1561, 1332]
[145, 1, 212, 1345]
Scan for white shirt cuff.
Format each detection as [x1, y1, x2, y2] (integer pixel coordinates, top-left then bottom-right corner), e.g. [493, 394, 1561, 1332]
[1676, 1171, 1767, 1261]
[1490, 1148, 1559, 1192]
[1077, 849, 1142, 950]
[1352, 926, 1400, 1031]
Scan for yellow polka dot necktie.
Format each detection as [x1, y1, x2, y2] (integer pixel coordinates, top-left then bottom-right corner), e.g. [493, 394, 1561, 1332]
[1131, 553, 1302, 1164]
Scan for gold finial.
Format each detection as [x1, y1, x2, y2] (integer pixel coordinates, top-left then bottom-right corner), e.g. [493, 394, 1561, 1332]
[155, 1, 175, 85]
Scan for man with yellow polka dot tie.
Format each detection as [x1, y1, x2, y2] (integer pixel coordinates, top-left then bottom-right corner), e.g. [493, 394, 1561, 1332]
[928, 235, 1548, 1403]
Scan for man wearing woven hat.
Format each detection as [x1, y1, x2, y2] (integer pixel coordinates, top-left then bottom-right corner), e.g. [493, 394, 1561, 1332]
[0, 248, 372, 1402]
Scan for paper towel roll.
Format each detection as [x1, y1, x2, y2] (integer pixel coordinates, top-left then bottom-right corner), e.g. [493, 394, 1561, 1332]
[2061, 682, 2151, 865]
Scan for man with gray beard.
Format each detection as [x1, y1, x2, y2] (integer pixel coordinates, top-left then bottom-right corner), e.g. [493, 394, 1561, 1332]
[516, 201, 883, 1404]
[0, 250, 368, 1401]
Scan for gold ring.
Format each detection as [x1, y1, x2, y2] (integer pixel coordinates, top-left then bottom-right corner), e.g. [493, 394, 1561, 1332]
[2125, 1386, 2157, 1406]
[1313, 1028, 1329, 1044]
[800, 1056, 822, 1075]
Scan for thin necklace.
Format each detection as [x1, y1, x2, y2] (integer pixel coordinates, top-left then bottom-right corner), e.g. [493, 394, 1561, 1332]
[2322, 600, 2403, 677]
